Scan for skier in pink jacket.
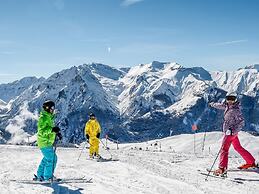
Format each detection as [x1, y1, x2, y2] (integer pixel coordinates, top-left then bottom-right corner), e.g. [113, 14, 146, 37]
[209, 92, 256, 175]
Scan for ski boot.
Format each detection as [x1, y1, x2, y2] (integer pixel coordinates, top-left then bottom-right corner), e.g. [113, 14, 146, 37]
[213, 167, 227, 177]
[33, 174, 44, 182]
[238, 163, 257, 170]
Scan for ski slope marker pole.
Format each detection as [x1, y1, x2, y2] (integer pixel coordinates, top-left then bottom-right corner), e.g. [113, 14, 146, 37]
[100, 139, 113, 158]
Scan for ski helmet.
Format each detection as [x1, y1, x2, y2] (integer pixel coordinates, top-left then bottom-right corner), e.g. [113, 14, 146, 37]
[89, 113, 96, 118]
[43, 100, 55, 112]
[225, 92, 237, 102]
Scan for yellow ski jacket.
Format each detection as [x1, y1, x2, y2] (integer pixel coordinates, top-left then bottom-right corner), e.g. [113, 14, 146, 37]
[85, 119, 101, 138]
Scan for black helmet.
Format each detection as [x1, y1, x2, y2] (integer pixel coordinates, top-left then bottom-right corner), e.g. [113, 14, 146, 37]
[89, 113, 96, 118]
[43, 100, 55, 112]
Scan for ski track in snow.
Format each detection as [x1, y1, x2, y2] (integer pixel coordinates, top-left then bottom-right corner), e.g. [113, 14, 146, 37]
[1, 132, 259, 194]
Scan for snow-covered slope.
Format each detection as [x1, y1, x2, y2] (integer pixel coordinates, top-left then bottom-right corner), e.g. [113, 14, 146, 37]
[87, 63, 126, 105]
[0, 76, 44, 102]
[244, 64, 259, 71]
[116, 61, 224, 141]
[0, 132, 258, 194]
[0, 99, 7, 112]
[119, 61, 213, 117]
[211, 65, 259, 97]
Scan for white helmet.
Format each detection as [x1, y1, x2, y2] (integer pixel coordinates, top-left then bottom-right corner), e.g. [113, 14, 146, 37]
[226, 91, 238, 102]
[226, 91, 237, 97]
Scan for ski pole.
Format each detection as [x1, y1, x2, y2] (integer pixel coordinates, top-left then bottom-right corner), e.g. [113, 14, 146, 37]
[51, 136, 58, 183]
[201, 131, 207, 152]
[100, 139, 113, 158]
[202, 87, 215, 153]
[202, 107, 210, 152]
[205, 135, 226, 181]
[193, 130, 196, 156]
[77, 141, 87, 161]
[202, 108, 209, 153]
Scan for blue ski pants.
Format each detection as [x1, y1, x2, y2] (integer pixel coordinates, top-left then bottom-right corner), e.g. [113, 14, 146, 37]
[37, 146, 57, 180]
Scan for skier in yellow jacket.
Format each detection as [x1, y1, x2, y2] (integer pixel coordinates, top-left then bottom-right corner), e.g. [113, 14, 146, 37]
[85, 113, 101, 159]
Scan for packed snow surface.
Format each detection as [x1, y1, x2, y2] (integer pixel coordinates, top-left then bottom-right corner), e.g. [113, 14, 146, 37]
[1, 131, 259, 194]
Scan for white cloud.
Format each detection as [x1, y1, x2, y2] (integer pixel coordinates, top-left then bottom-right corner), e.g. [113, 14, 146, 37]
[121, 0, 144, 6]
[210, 39, 248, 46]
[6, 102, 38, 144]
[108, 47, 111, 53]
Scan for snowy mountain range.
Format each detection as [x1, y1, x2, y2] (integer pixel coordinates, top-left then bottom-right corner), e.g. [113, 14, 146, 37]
[0, 62, 259, 144]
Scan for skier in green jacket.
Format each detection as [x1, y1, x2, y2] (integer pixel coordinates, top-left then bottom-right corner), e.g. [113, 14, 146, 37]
[34, 100, 62, 181]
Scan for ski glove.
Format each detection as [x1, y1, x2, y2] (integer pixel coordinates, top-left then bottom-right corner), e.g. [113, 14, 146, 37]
[56, 132, 62, 140]
[226, 127, 233, 136]
[96, 133, 100, 139]
[86, 134, 89, 140]
[52, 126, 60, 133]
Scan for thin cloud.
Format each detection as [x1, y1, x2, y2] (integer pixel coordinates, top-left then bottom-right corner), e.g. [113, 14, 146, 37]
[121, 0, 144, 6]
[210, 39, 248, 46]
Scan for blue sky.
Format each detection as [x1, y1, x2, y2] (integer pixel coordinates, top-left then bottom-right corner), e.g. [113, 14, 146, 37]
[0, 0, 259, 83]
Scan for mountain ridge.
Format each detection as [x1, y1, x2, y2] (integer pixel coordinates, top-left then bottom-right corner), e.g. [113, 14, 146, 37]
[0, 61, 258, 144]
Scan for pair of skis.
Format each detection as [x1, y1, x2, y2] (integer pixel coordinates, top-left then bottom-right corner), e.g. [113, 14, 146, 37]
[86, 156, 119, 162]
[11, 176, 93, 185]
[199, 167, 259, 184]
[206, 166, 259, 175]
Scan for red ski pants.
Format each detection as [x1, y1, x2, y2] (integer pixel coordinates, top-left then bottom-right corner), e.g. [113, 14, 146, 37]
[219, 134, 255, 169]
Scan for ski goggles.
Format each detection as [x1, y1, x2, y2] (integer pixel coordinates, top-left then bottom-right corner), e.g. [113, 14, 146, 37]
[53, 109, 59, 114]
